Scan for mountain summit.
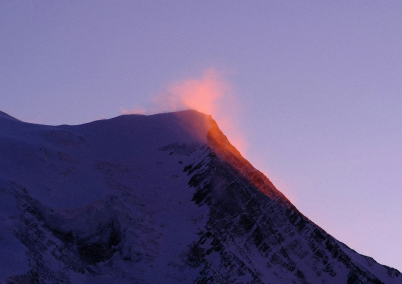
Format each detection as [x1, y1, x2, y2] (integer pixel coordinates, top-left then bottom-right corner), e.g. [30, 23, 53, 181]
[0, 110, 400, 283]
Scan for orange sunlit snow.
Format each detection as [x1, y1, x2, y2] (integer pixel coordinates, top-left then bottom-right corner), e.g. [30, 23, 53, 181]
[122, 68, 246, 154]
[121, 67, 294, 203]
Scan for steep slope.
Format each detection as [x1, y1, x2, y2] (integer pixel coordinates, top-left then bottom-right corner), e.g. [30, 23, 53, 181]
[0, 110, 400, 284]
[0, 110, 18, 121]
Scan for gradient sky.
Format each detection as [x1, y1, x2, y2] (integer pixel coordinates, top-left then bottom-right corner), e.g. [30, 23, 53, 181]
[1, 1, 402, 270]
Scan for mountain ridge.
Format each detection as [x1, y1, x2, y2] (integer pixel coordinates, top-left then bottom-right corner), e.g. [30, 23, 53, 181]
[0, 110, 19, 121]
[0, 109, 400, 283]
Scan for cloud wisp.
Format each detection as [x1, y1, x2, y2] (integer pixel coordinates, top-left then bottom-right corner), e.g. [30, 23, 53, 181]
[123, 68, 227, 116]
[122, 68, 246, 151]
[153, 68, 227, 115]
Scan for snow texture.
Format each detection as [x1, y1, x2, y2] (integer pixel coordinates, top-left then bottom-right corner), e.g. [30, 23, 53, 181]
[0, 109, 400, 283]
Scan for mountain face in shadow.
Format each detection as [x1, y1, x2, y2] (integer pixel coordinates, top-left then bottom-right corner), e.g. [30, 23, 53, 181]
[0, 110, 400, 284]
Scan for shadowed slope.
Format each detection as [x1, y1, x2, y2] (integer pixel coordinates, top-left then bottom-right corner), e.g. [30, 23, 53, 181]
[0, 110, 19, 121]
[0, 109, 399, 284]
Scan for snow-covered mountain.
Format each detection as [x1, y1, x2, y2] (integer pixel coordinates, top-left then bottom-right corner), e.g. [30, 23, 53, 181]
[0, 110, 400, 283]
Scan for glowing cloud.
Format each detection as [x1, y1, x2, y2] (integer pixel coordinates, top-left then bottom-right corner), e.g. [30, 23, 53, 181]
[122, 67, 247, 154]
[151, 68, 228, 115]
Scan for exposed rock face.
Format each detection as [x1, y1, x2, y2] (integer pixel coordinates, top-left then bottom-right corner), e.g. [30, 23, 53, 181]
[0, 110, 400, 283]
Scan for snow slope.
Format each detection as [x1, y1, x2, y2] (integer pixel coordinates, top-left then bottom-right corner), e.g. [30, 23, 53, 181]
[0, 110, 400, 283]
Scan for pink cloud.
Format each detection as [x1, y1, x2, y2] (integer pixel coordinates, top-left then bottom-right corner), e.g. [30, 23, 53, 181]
[121, 67, 247, 154]
[152, 68, 228, 115]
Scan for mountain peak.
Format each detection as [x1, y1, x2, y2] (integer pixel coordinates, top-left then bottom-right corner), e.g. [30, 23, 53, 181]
[0, 109, 399, 283]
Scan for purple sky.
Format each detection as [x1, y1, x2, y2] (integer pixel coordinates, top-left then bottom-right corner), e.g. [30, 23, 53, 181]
[1, 1, 402, 270]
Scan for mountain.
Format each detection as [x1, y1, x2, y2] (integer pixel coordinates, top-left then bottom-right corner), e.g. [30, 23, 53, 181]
[0, 110, 400, 284]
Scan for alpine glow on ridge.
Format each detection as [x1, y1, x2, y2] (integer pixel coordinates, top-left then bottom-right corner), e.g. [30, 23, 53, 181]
[0, 110, 399, 283]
